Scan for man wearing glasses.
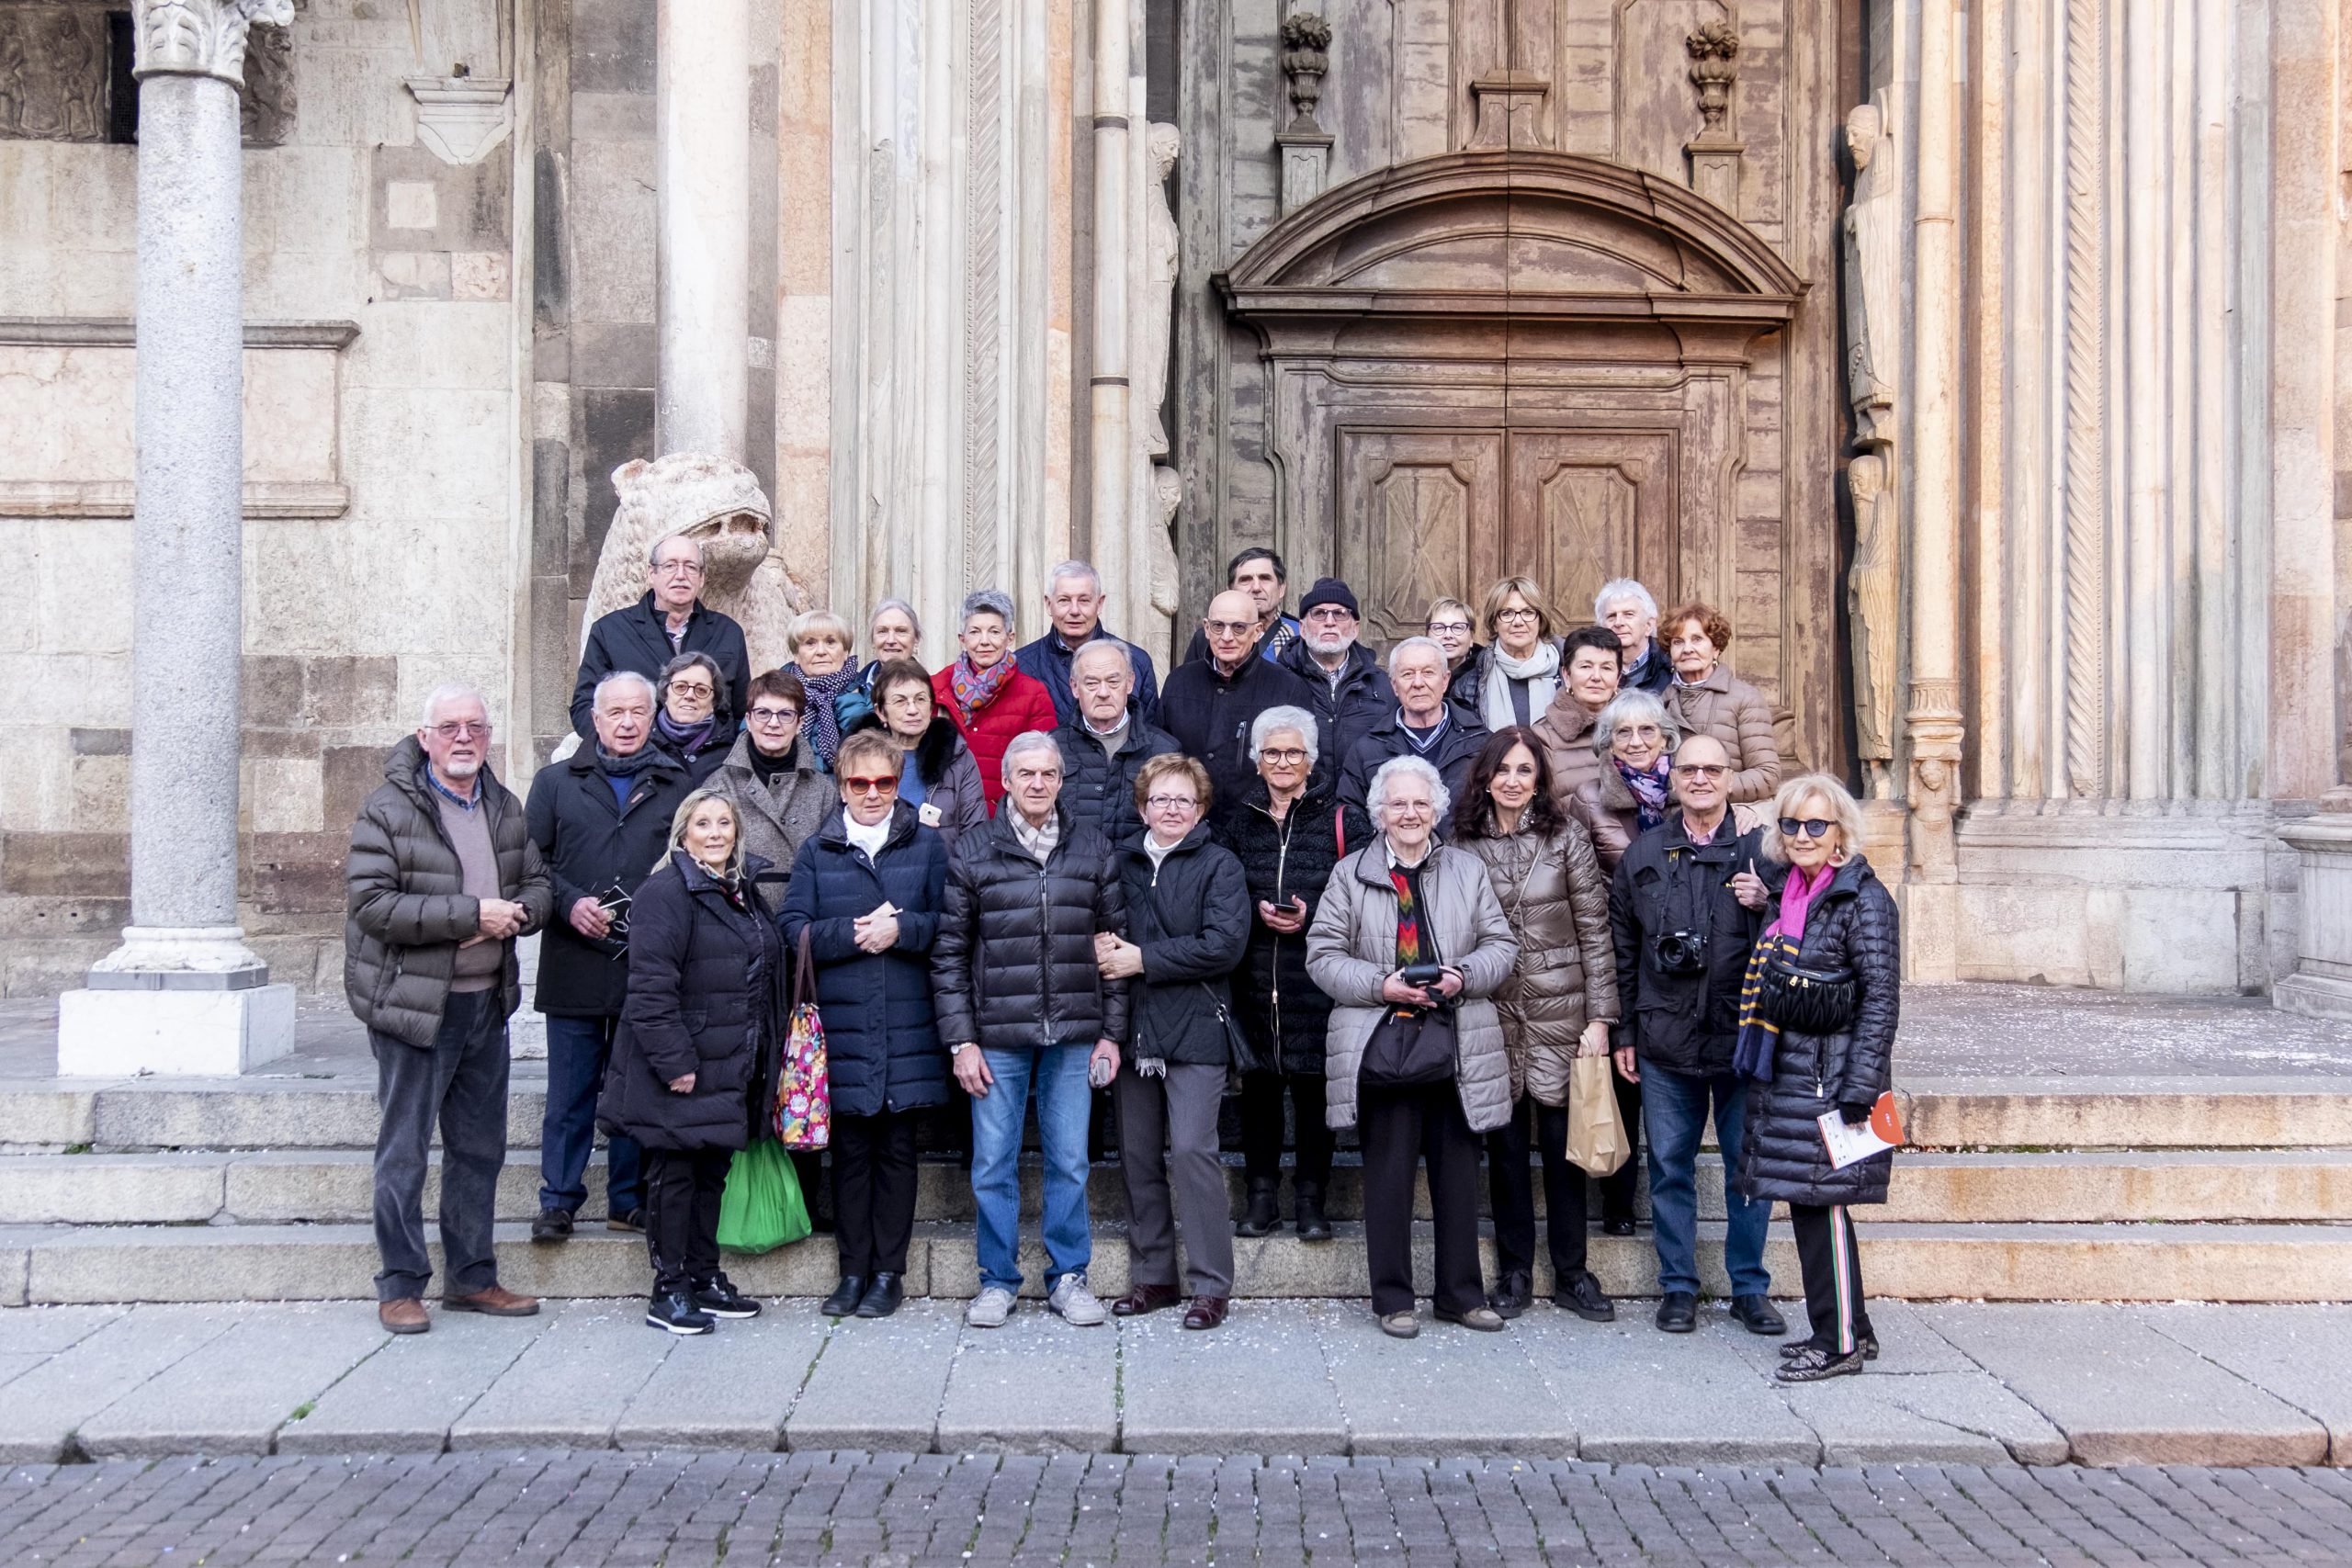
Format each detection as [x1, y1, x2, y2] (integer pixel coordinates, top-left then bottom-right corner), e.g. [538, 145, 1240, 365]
[1606, 734, 1784, 1340]
[1159, 590, 1320, 828]
[570, 534, 752, 739]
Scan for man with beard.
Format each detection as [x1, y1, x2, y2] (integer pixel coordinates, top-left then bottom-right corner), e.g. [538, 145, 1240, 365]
[1276, 578, 1393, 774]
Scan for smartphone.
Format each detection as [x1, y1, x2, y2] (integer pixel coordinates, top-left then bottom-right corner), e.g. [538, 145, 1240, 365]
[1088, 1054, 1114, 1089]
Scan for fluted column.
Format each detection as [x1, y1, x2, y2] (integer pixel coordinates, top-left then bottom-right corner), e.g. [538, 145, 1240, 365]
[656, 0, 751, 459]
[1088, 0, 1133, 632]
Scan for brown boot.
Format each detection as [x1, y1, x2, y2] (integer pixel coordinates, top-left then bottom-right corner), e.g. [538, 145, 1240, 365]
[442, 1284, 541, 1316]
[379, 1298, 429, 1335]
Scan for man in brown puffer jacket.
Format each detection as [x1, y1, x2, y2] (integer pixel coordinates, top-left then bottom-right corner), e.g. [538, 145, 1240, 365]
[346, 685, 552, 1335]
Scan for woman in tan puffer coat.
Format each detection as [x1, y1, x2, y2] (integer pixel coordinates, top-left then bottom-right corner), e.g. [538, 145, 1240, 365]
[1661, 602, 1781, 804]
[1452, 728, 1620, 1324]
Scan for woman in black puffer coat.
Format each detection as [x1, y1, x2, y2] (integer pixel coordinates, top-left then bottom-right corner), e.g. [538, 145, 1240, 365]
[1735, 773, 1900, 1383]
[603, 788, 784, 1337]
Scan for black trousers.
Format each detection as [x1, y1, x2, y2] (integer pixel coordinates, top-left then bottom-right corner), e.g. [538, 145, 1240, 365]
[644, 1146, 733, 1298]
[1359, 1080, 1485, 1316]
[1238, 1070, 1334, 1190]
[1598, 1073, 1643, 1224]
[1789, 1201, 1873, 1353]
[831, 1109, 920, 1277]
[1486, 1094, 1589, 1280]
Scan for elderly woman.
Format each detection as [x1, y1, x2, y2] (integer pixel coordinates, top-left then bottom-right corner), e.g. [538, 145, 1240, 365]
[1529, 626, 1624, 806]
[1447, 576, 1567, 732]
[651, 652, 731, 784]
[867, 599, 922, 672]
[600, 788, 780, 1336]
[1661, 602, 1780, 803]
[869, 657, 989, 856]
[1567, 690, 1679, 874]
[1452, 728, 1620, 1322]
[708, 670, 834, 900]
[781, 609, 865, 771]
[1423, 597, 1477, 674]
[1094, 754, 1250, 1329]
[1734, 773, 1900, 1382]
[931, 590, 1057, 812]
[779, 729, 952, 1321]
[1307, 754, 1519, 1338]
[1220, 705, 1370, 1242]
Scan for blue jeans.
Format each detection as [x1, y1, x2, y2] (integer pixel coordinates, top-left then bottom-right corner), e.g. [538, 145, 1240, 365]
[539, 1014, 644, 1217]
[1641, 1062, 1770, 1297]
[969, 1044, 1095, 1292]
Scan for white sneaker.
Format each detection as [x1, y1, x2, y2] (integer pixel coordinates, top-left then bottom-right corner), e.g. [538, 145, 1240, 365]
[966, 1285, 1017, 1328]
[1047, 1274, 1107, 1327]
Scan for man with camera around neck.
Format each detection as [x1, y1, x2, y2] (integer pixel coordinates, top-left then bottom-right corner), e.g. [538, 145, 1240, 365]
[1606, 733, 1784, 1338]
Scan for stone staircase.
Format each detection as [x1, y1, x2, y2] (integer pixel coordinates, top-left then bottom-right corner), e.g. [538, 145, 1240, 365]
[0, 1073, 2346, 1305]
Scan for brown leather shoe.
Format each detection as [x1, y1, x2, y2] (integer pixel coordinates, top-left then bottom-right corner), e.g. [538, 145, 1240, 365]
[1181, 1295, 1229, 1331]
[1112, 1283, 1182, 1317]
[379, 1298, 429, 1335]
[442, 1284, 541, 1317]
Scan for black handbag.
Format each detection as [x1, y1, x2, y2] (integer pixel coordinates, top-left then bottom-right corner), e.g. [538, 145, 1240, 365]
[1359, 1006, 1458, 1087]
[1200, 984, 1267, 1079]
[1759, 949, 1858, 1036]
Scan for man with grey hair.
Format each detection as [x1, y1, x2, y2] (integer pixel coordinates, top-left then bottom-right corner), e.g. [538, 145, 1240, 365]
[1015, 559, 1163, 728]
[1336, 637, 1490, 822]
[1595, 579, 1671, 694]
[1052, 638, 1178, 852]
[932, 730, 1129, 1330]
[347, 684, 552, 1333]
[526, 669, 692, 1246]
[571, 534, 752, 739]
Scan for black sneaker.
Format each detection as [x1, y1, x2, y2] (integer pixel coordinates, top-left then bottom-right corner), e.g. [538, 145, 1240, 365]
[646, 1291, 715, 1336]
[530, 1208, 573, 1243]
[692, 1275, 762, 1318]
[1553, 1269, 1616, 1323]
[1600, 1216, 1637, 1237]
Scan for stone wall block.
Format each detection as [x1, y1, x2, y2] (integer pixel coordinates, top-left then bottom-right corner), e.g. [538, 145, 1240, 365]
[375, 250, 454, 300]
[0, 733, 72, 832]
[571, 0, 657, 94]
[301, 655, 401, 728]
[0, 832, 129, 898]
[322, 744, 387, 829]
[568, 138, 656, 323]
[69, 728, 130, 757]
[242, 656, 308, 726]
[69, 754, 130, 834]
[245, 832, 356, 916]
[247, 759, 326, 835]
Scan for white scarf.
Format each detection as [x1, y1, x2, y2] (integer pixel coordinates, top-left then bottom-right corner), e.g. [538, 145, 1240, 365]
[1481, 640, 1561, 731]
[842, 807, 890, 860]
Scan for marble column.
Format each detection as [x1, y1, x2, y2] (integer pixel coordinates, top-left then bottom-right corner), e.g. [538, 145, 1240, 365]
[1088, 0, 1133, 632]
[656, 0, 751, 460]
[58, 0, 297, 1075]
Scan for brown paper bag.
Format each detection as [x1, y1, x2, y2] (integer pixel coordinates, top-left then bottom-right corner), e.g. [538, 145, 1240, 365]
[1565, 1053, 1630, 1177]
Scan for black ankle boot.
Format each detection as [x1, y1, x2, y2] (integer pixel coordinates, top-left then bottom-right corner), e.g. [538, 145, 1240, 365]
[1235, 1178, 1281, 1237]
[1294, 1181, 1332, 1242]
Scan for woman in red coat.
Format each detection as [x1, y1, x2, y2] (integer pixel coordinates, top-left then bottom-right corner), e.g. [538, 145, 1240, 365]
[932, 590, 1058, 813]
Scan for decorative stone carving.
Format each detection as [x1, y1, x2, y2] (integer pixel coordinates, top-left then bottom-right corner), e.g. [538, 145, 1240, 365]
[581, 454, 807, 676]
[1123, 121, 1184, 666]
[1841, 101, 1898, 446]
[240, 23, 293, 145]
[2062, 0, 2108, 799]
[404, 73, 512, 165]
[0, 6, 111, 141]
[1848, 453, 1898, 796]
[1135, 123, 1181, 459]
[1682, 19, 1742, 209]
[1275, 12, 1334, 215]
[1905, 682, 1963, 884]
[133, 0, 296, 87]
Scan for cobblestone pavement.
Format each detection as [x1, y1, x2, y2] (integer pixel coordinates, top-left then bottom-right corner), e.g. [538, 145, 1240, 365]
[6, 1450, 2352, 1566]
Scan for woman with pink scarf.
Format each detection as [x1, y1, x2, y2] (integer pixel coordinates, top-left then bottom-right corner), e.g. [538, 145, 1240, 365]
[929, 591, 1057, 813]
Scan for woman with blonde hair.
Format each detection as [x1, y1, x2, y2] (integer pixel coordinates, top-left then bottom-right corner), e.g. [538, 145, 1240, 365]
[1446, 576, 1567, 731]
[1734, 773, 1900, 1382]
[783, 608, 866, 770]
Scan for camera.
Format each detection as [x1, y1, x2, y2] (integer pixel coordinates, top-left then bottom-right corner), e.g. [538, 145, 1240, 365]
[1396, 962, 1453, 1010]
[1652, 930, 1708, 974]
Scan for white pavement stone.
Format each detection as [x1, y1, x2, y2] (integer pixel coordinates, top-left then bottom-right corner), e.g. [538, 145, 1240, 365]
[0, 1351, 48, 1388]
[448, 1299, 675, 1450]
[75, 1303, 389, 1458]
[1117, 1302, 1347, 1455]
[2134, 1303, 2352, 1464]
[1320, 1306, 1578, 1457]
[1920, 1302, 2333, 1465]
[1513, 1312, 1820, 1465]
[0, 1303, 124, 1353]
[0, 1303, 243, 1461]
[1772, 1372, 2069, 1465]
[935, 1308, 1117, 1454]
[277, 1309, 548, 1454]
[785, 1301, 956, 1452]
[614, 1301, 829, 1450]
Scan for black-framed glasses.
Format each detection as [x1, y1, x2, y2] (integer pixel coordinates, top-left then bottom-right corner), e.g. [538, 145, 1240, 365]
[1778, 818, 1835, 840]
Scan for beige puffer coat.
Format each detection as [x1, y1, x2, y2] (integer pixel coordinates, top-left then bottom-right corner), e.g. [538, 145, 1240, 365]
[1530, 700, 1606, 807]
[1668, 664, 1781, 803]
[1306, 843, 1520, 1134]
[1459, 818, 1619, 1107]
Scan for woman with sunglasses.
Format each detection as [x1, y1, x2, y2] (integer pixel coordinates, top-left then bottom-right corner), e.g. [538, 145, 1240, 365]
[1732, 773, 1900, 1382]
[778, 729, 954, 1320]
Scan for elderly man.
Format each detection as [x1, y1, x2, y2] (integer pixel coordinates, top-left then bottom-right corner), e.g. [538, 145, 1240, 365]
[1336, 637, 1491, 819]
[1054, 639, 1179, 852]
[1183, 547, 1302, 666]
[1160, 589, 1321, 825]
[1596, 579, 1672, 694]
[347, 684, 551, 1333]
[1608, 732, 1782, 1338]
[526, 670, 693, 1245]
[1277, 577, 1394, 770]
[1014, 559, 1164, 728]
[570, 535, 752, 739]
[933, 732, 1130, 1330]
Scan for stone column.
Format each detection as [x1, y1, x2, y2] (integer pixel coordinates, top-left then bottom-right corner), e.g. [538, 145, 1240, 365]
[1088, 0, 1133, 631]
[57, 0, 297, 1075]
[655, 0, 750, 460]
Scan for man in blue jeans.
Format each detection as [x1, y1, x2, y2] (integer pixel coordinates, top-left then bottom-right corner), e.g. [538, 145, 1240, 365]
[932, 732, 1129, 1329]
[1606, 733, 1784, 1337]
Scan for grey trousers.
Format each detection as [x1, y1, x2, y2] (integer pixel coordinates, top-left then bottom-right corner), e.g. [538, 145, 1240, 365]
[369, 988, 511, 1302]
[1114, 1062, 1235, 1296]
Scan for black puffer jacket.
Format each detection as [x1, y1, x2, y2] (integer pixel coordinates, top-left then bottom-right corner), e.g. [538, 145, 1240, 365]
[600, 852, 785, 1152]
[1053, 717, 1179, 853]
[524, 746, 695, 1016]
[1216, 780, 1372, 1075]
[931, 806, 1131, 1050]
[345, 738, 553, 1048]
[1608, 813, 1766, 1077]
[570, 592, 751, 739]
[1158, 651, 1322, 827]
[1277, 639, 1395, 778]
[1737, 855, 1902, 1207]
[1335, 710, 1491, 822]
[1118, 824, 1251, 1066]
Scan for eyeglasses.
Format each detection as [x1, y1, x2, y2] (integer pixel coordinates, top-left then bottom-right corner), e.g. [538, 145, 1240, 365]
[748, 706, 800, 726]
[1674, 762, 1729, 780]
[1146, 795, 1198, 812]
[1260, 748, 1309, 766]
[842, 775, 899, 796]
[430, 721, 489, 739]
[1494, 606, 1539, 624]
[1303, 606, 1354, 623]
[655, 559, 704, 576]
[1778, 818, 1835, 840]
[1612, 725, 1664, 743]
[668, 681, 715, 699]
[1204, 619, 1255, 637]
[1426, 620, 1472, 637]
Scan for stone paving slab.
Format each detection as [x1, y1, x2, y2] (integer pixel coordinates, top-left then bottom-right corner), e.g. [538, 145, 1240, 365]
[1118, 1301, 1349, 1455]
[1514, 1311, 1820, 1466]
[74, 1303, 389, 1458]
[784, 1300, 960, 1451]
[447, 1299, 675, 1450]
[934, 1303, 1118, 1453]
[277, 1308, 548, 1454]
[1320, 1304, 1579, 1457]
[0, 1302, 121, 1353]
[0, 1303, 243, 1462]
[2137, 1303, 2352, 1465]
[612, 1300, 830, 1449]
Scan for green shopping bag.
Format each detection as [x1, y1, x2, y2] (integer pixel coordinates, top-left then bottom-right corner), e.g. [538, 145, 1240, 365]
[715, 1138, 812, 1254]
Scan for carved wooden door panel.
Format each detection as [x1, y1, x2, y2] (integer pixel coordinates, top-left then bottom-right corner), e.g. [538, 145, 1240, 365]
[1503, 430, 1679, 626]
[1336, 430, 1506, 645]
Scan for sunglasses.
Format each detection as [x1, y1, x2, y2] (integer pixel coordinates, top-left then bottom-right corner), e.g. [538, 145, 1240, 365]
[1673, 762, 1728, 780]
[843, 775, 899, 796]
[1778, 818, 1835, 840]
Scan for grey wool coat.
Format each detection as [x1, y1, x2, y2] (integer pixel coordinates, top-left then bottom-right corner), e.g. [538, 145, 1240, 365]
[707, 731, 834, 897]
[1304, 842, 1520, 1135]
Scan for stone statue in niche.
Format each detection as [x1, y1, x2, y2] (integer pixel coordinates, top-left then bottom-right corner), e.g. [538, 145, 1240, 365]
[581, 453, 807, 677]
[1842, 100, 1899, 445]
[1847, 452, 1898, 797]
[0, 6, 110, 142]
[1135, 123, 1181, 458]
[1128, 121, 1184, 664]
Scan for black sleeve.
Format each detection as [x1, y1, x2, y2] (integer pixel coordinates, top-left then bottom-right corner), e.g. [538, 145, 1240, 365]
[1610, 853, 1641, 1053]
[570, 619, 616, 739]
[1836, 882, 1903, 1105]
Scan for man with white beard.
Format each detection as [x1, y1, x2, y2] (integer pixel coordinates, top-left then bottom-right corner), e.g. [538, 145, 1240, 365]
[1275, 579, 1392, 778]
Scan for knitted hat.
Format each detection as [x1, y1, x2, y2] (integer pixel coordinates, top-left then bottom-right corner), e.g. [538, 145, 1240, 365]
[1298, 577, 1359, 618]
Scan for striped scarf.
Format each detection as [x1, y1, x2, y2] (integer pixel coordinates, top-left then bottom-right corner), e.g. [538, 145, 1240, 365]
[1733, 863, 1832, 1083]
[795, 661, 865, 770]
[1387, 857, 1430, 1018]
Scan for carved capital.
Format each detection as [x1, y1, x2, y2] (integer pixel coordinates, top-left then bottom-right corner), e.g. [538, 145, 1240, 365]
[133, 0, 294, 88]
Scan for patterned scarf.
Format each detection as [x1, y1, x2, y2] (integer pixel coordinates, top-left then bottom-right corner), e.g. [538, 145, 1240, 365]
[795, 661, 864, 770]
[1386, 857, 1431, 1019]
[948, 653, 1015, 728]
[1733, 862, 1833, 1084]
[1616, 756, 1672, 830]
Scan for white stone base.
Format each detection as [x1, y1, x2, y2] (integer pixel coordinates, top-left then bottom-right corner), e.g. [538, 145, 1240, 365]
[56, 985, 298, 1077]
[2272, 972, 2352, 1021]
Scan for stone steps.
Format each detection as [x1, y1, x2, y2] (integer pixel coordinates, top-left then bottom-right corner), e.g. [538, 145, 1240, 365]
[2, 1217, 2347, 1306]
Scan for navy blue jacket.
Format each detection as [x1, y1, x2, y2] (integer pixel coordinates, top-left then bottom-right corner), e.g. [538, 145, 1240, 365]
[1014, 627, 1162, 729]
[777, 803, 953, 1119]
[1052, 718, 1180, 853]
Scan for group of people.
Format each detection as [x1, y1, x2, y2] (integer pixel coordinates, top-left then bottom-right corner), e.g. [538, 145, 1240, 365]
[346, 544, 1899, 1382]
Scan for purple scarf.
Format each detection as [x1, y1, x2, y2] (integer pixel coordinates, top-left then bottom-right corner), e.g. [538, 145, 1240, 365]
[1615, 756, 1672, 830]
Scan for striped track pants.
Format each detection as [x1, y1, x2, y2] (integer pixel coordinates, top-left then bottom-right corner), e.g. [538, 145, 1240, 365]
[1789, 1201, 1870, 1353]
